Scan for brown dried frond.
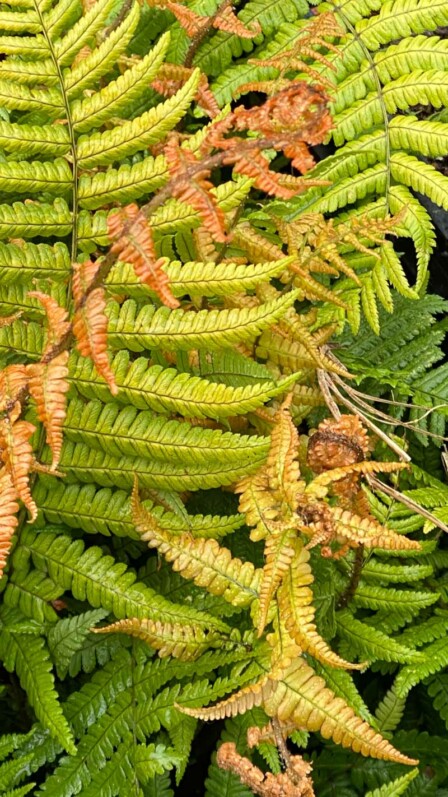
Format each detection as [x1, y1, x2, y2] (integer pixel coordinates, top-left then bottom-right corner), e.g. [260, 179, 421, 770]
[217, 742, 315, 797]
[247, 721, 298, 748]
[108, 204, 179, 308]
[307, 414, 372, 500]
[72, 260, 118, 396]
[307, 414, 371, 473]
[0, 469, 19, 580]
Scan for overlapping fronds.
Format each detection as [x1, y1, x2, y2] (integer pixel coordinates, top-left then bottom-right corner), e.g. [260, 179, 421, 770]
[0, 0, 443, 792]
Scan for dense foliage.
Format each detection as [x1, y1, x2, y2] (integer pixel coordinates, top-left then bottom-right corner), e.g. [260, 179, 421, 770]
[0, 0, 448, 794]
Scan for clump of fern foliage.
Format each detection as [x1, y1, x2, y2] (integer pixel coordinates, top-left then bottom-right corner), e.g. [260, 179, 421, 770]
[0, 0, 448, 794]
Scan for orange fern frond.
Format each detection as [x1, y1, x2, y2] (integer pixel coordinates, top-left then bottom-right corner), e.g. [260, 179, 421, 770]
[265, 396, 301, 509]
[229, 149, 301, 199]
[164, 1, 205, 36]
[108, 204, 179, 308]
[165, 136, 228, 241]
[0, 469, 19, 580]
[212, 5, 261, 37]
[257, 526, 297, 636]
[28, 291, 70, 355]
[27, 352, 69, 470]
[0, 364, 28, 412]
[0, 405, 37, 521]
[152, 63, 219, 118]
[72, 261, 118, 396]
[233, 83, 331, 141]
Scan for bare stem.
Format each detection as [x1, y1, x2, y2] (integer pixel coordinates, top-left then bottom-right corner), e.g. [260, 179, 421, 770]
[338, 544, 364, 608]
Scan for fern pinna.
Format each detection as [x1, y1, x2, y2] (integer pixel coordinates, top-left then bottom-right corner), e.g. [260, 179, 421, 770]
[0, 0, 446, 794]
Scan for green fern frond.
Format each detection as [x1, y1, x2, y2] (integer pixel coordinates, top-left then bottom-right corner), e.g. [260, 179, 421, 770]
[0, 199, 71, 239]
[353, 584, 438, 620]
[32, 480, 244, 539]
[0, 618, 76, 754]
[106, 256, 294, 299]
[78, 154, 168, 210]
[364, 768, 418, 797]
[375, 685, 406, 733]
[71, 32, 171, 132]
[394, 635, 448, 697]
[47, 610, 109, 679]
[63, 398, 269, 467]
[18, 528, 231, 630]
[0, 122, 70, 157]
[69, 349, 298, 420]
[54, 438, 266, 490]
[336, 610, 422, 664]
[77, 68, 200, 168]
[3, 570, 62, 624]
[106, 292, 299, 352]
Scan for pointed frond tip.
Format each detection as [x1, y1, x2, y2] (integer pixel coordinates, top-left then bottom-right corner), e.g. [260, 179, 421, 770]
[92, 616, 230, 660]
[177, 657, 419, 766]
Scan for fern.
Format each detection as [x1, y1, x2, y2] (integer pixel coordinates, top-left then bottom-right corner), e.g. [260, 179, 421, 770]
[0, 0, 446, 792]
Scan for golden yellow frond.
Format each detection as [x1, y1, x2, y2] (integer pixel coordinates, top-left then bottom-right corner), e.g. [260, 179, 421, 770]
[263, 657, 418, 765]
[278, 540, 363, 670]
[92, 617, 224, 660]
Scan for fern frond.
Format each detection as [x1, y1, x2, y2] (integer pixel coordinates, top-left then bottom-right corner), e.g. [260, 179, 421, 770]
[0, 199, 71, 239]
[19, 527, 230, 630]
[394, 635, 448, 697]
[72, 260, 118, 396]
[263, 657, 417, 764]
[375, 685, 406, 733]
[133, 487, 261, 608]
[28, 352, 69, 470]
[33, 479, 243, 539]
[78, 154, 168, 210]
[64, 397, 269, 466]
[106, 291, 299, 351]
[336, 610, 423, 664]
[106, 256, 294, 298]
[353, 584, 438, 620]
[70, 349, 298, 419]
[279, 545, 362, 670]
[72, 32, 171, 132]
[0, 624, 75, 754]
[77, 68, 201, 168]
[187, 655, 418, 765]
[364, 769, 418, 797]
[64, 1, 141, 98]
[47, 609, 108, 679]
[92, 616, 231, 660]
[0, 242, 69, 286]
[0, 471, 19, 581]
